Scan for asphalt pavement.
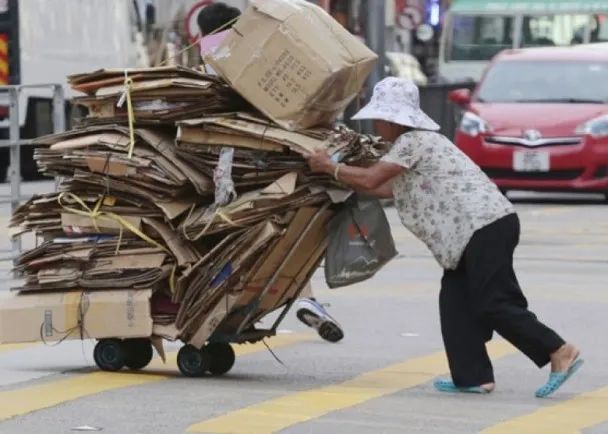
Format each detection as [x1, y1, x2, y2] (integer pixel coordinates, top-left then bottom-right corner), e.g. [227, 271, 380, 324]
[0, 183, 606, 434]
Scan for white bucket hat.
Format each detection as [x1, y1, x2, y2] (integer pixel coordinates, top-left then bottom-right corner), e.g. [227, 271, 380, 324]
[352, 77, 440, 131]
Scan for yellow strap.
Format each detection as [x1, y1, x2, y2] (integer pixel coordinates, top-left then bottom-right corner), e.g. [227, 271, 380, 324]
[114, 226, 123, 256]
[58, 192, 178, 293]
[57, 192, 169, 254]
[215, 209, 239, 227]
[189, 207, 240, 241]
[123, 73, 136, 159]
[58, 192, 100, 233]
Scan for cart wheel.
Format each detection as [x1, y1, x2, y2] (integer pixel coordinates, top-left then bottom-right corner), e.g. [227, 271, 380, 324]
[207, 342, 235, 376]
[177, 345, 210, 377]
[94, 339, 126, 372]
[123, 338, 154, 370]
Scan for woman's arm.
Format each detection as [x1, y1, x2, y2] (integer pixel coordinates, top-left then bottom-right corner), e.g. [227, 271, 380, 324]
[306, 150, 403, 193]
[356, 178, 395, 199]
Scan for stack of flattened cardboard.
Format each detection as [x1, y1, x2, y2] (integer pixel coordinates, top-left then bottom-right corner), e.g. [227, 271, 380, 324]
[34, 125, 212, 204]
[176, 114, 385, 188]
[3, 95, 384, 346]
[69, 66, 250, 126]
[14, 237, 170, 292]
[1, 0, 386, 347]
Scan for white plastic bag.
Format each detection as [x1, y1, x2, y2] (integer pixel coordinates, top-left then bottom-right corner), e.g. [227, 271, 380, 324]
[213, 147, 237, 206]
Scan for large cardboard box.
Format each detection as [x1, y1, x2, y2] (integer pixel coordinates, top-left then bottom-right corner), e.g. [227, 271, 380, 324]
[0, 289, 152, 344]
[186, 206, 332, 344]
[216, 206, 332, 333]
[206, 0, 377, 131]
[235, 206, 332, 311]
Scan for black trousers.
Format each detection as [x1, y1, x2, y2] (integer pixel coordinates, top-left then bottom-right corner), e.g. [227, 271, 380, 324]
[439, 213, 565, 387]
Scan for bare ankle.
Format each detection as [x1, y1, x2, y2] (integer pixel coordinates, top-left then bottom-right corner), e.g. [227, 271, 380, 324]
[550, 343, 579, 372]
[551, 343, 577, 358]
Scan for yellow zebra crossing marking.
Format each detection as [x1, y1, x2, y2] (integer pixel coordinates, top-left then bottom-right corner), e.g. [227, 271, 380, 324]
[0, 334, 311, 421]
[187, 340, 517, 433]
[481, 385, 608, 434]
[0, 370, 167, 421]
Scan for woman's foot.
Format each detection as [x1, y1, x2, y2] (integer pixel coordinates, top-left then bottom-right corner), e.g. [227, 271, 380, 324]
[434, 379, 495, 394]
[480, 382, 496, 393]
[536, 343, 584, 398]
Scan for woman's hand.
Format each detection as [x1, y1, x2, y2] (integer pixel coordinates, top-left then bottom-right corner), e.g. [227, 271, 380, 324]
[306, 149, 403, 197]
[306, 149, 335, 174]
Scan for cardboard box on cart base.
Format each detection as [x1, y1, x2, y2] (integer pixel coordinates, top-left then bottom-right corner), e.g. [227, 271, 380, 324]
[206, 0, 377, 131]
[0, 289, 153, 344]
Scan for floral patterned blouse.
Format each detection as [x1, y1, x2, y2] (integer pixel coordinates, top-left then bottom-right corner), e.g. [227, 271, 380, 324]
[382, 130, 515, 270]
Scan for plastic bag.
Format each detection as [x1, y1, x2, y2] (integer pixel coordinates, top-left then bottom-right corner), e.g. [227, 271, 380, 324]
[213, 147, 237, 206]
[325, 196, 397, 288]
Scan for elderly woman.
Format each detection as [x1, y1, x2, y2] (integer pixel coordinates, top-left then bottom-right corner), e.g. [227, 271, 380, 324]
[307, 77, 582, 397]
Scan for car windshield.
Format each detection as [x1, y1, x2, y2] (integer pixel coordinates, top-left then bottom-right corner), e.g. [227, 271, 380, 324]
[476, 60, 608, 103]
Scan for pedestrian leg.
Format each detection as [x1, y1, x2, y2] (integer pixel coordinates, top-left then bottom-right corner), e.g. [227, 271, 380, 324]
[439, 267, 494, 387]
[464, 214, 565, 368]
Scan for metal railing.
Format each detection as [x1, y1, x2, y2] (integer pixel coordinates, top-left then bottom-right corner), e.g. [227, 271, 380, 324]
[0, 84, 65, 261]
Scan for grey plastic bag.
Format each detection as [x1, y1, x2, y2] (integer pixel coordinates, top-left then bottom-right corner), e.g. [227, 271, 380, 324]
[325, 196, 398, 288]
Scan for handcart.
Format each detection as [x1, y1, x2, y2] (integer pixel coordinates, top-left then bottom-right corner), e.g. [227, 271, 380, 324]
[92, 206, 330, 377]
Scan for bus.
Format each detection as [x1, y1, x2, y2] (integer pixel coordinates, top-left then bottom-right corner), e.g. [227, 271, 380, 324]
[439, 0, 608, 82]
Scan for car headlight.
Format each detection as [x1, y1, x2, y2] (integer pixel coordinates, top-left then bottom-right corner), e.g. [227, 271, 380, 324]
[575, 114, 608, 138]
[459, 112, 490, 137]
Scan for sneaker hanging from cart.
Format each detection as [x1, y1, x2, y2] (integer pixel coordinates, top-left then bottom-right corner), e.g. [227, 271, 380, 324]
[296, 298, 344, 343]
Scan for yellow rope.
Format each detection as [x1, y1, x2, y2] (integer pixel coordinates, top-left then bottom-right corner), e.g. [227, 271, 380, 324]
[57, 192, 177, 293]
[114, 226, 124, 256]
[188, 207, 241, 241]
[160, 37, 201, 67]
[123, 72, 136, 159]
[159, 15, 239, 67]
[58, 192, 167, 252]
[216, 209, 239, 227]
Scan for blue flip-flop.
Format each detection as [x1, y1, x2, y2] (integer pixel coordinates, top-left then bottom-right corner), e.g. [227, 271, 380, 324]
[535, 357, 584, 398]
[434, 378, 492, 394]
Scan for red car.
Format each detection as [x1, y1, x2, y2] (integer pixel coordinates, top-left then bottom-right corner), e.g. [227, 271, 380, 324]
[449, 45, 608, 199]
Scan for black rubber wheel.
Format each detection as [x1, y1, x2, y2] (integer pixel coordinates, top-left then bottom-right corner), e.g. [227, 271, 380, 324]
[207, 343, 236, 376]
[94, 339, 126, 372]
[177, 345, 210, 377]
[123, 338, 154, 370]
